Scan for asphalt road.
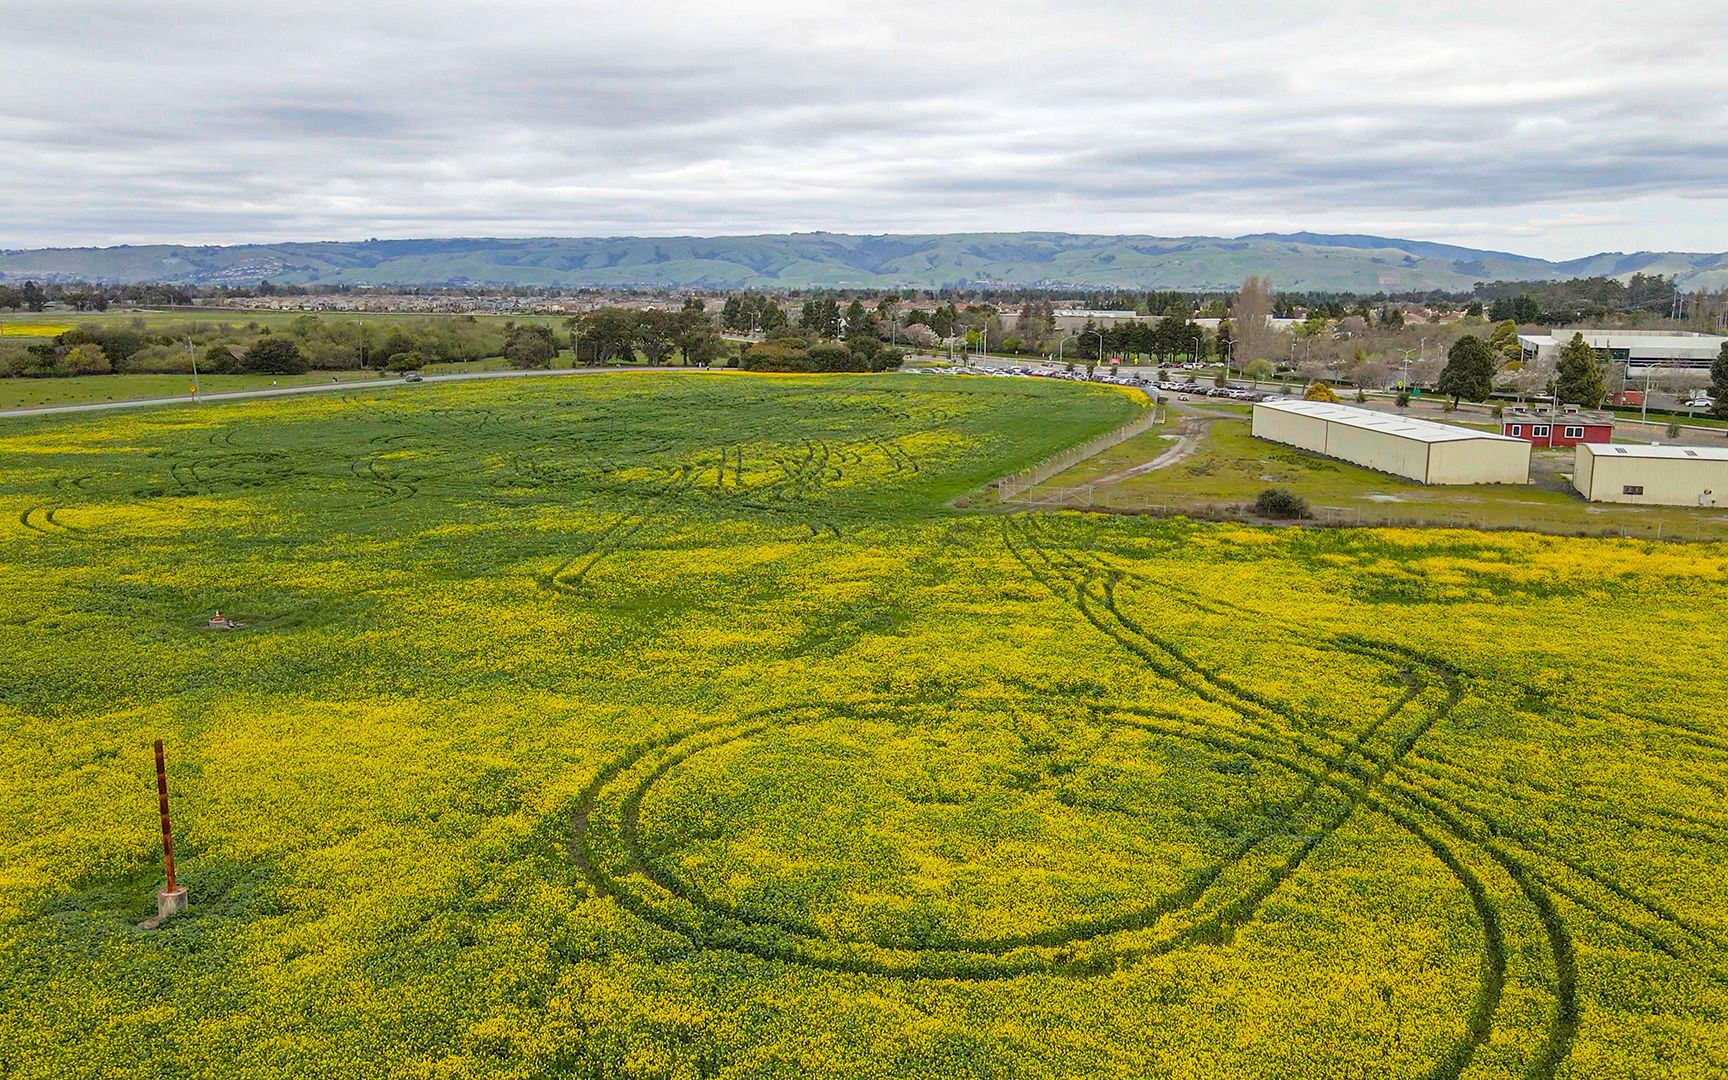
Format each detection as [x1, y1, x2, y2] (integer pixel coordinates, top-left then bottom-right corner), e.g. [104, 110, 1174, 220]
[0, 365, 714, 419]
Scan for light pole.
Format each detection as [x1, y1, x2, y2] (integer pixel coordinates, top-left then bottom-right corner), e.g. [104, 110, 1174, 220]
[1055, 333, 1078, 368]
[1089, 330, 1106, 372]
[185, 336, 201, 399]
[1400, 348, 1418, 392]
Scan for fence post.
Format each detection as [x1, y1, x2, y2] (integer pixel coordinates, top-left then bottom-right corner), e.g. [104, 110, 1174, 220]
[153, 739, 189, 922]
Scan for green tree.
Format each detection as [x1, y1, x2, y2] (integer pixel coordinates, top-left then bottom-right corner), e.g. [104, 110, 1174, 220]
[242, 337, 308, 375]
[719, 295, 747, 332]
[1436, 335, 1494, 405]
[1487, 320, 1521, 367]
[1711, 341, 1728, 420]
[503, 324, 558, 369]
[757, 298, 788, 333]
[675, 312, 722, 367]
[636, 311, 677, 366]
[1553, 332, 1606, 406]
[843, 299, 872, 339]
[1243, 357, 1274, 387]
[798, 296, 841, 337]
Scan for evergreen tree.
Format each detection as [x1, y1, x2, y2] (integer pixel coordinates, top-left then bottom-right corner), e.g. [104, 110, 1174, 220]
[798, 296, 841, 337]
[1711, 341, 1728, 420]
[1436, 335, 1495, 405]
[844, 299, 872, 339]
[1553, 332, 1606, 406]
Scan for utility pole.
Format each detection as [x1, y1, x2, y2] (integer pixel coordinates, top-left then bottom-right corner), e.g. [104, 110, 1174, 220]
[186, 337, 201, 399]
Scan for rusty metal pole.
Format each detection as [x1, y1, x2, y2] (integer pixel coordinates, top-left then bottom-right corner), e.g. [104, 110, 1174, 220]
[154, 739, 176, 892]
[153, 739, 188, 921]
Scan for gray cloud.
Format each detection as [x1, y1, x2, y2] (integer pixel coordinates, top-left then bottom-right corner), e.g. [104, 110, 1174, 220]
[1, 0, 1726, 258]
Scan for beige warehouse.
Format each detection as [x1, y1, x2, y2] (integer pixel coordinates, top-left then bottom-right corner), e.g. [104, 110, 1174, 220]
[1251, 400, 1531, 485]
[1572, 443, 1728, 506]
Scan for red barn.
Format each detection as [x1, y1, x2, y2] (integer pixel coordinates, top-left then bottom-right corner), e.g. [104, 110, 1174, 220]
[1502, 408, 1613, 449]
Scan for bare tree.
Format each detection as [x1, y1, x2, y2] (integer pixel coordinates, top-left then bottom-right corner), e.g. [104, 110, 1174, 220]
[1232, 276, 1274, 364]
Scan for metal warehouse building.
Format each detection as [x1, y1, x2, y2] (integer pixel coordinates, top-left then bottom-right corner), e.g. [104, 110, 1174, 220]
[1572, 443, 1728, 506]
[1251, 400, 1531, 485]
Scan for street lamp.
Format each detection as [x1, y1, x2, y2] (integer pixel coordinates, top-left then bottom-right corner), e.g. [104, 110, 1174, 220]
[185, 336, 201, 399]
[1054, 333, 1079, 367]
[1089, 330, 1106, 372]
[1399, 348, 1419, 391]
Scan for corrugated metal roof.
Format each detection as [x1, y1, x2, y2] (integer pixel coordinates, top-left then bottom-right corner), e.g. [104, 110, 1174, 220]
[1255, 399, 1523, 444]
[1580, 443, 1728, 461]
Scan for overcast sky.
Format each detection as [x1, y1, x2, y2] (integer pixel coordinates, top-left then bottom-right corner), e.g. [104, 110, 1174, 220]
[3, 0, 1725, 258]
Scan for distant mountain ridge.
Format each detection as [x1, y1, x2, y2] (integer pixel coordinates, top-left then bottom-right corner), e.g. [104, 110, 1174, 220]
[2, 231, 1726, 291]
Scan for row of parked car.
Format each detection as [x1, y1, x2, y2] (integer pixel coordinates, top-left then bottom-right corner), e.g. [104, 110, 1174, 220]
[1152, 380, 1273, 403]
[908, 363, 1277, 403]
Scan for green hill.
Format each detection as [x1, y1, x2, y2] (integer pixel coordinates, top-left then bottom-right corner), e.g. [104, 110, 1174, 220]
[3, 231, 1725, 291]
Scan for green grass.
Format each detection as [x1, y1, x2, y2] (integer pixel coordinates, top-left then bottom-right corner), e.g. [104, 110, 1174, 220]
[1043, 414, 1728, 539]
[0, 370, 399, 410]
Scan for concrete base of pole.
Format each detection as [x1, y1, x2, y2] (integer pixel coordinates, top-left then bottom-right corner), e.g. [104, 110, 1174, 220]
[156, 886, 189, 920]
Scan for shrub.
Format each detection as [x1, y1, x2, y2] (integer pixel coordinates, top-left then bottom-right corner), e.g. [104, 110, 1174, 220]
[387, 351, 426, 372]
[63, 344, 111, 375]
[125, 343, 194, 374]
[1255, 487, 1311, 519]
[1303, 381, 1339, 403]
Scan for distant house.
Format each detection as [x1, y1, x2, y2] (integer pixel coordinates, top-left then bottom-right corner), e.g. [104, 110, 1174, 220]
[1501, 407, 1612, 449]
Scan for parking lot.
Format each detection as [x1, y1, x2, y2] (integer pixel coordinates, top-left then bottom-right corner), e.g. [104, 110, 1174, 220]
[903, 361, 1275, 404]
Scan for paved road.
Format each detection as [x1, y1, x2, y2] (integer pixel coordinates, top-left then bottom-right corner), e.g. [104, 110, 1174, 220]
[0, 365, 714, 419]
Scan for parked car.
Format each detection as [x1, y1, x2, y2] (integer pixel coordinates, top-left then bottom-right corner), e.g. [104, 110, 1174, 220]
[1683, 396, 1715, 409]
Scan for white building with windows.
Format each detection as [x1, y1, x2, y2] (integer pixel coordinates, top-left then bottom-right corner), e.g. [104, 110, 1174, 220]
[1517, 329, 1726, 371]
[1571, 443, 1728, 505]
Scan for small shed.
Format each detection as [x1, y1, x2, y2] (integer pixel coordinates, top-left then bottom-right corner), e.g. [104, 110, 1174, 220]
[1572, 443, 1728, 506]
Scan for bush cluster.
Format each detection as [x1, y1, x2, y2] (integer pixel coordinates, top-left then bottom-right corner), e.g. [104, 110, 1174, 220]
[1254, 487, 1311, 519]
[738, 333, 904, 373]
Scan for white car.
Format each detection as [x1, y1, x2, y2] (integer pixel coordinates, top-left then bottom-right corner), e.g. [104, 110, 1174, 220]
[1684, 397, 1715, 409]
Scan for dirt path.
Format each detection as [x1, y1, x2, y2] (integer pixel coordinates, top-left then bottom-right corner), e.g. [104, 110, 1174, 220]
[1022, 405, 1215, 506]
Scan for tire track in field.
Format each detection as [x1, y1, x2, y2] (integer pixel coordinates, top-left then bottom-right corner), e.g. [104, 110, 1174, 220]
[1003, 514, 1521, 1077]
[539, 464, 700, 596]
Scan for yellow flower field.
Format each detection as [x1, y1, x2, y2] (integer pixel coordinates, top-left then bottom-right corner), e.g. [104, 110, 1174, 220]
[0, 372, 1723, 1079]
